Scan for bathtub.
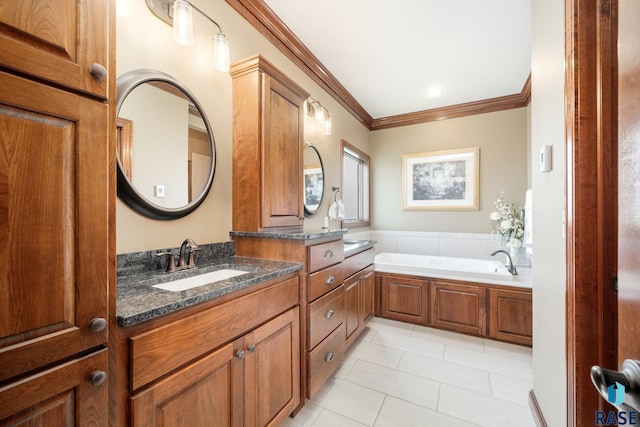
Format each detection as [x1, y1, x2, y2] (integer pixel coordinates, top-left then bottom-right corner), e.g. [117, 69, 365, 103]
[374, 252, 531, 287]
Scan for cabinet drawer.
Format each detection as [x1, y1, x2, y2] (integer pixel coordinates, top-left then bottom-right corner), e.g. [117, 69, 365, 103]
[343, 248, 374, 278]
[308, 240, 344, 273]
[309, 286, 345, 350]
[129, 277, 299, 391]
[308, 262, 344, 301]
[308, 324, 345, 398]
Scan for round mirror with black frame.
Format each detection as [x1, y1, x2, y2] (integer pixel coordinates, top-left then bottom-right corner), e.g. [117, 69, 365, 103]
[303, 143, 324, 217]
[116, 69, 216, 220]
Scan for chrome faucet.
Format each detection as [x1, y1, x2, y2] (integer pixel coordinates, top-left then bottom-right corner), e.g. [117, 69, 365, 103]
[491, 250, 518, 276]
[177, 238, 200, 270]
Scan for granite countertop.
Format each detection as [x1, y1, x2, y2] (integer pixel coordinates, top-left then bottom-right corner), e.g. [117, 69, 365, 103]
[344, 239, 377, 257]
[116, 256, 302, 327]
[230, 228, 348, 240]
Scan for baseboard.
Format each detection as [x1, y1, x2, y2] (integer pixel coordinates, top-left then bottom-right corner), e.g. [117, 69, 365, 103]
[529, 390, 548, 427]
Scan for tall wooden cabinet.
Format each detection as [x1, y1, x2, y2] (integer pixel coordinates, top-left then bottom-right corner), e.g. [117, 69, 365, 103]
[0, 1, 113, 424]
[230, 55, 309, 232]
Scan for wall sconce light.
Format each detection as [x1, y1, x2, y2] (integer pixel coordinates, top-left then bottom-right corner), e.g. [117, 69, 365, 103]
[146, 0, 231, 72]
[306, 97, 332, 136]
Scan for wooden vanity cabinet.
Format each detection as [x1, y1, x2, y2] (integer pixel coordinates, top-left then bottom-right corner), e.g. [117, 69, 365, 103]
[131, 307, 299, 427]
[0, 0, 110, 98]
[344, 256, 375, 348]
[0, 1, 112, 425]
[116, 274, 301, 427]
[230, 55, 309, 232]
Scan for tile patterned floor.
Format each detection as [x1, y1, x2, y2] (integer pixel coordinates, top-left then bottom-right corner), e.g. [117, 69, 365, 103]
[283, 317, 535, 427]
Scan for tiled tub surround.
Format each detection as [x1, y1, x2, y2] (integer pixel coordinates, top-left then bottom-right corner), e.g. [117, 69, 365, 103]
[346, 230, 530, 267]
[116, 241, 303, 327]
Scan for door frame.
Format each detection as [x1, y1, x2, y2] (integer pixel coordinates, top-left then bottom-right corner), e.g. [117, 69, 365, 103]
[565, 0, 618, 425]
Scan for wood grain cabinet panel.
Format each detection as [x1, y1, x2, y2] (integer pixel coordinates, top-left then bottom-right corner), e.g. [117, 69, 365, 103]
[230, 55, 309, 232]
[0, 72, 109, 383]
[0, 349, 108, 425]
[244, 306, 300, 427]
[379, 274, 429, 325]
[489, 288, 532, 346]
[308, 286, 345, 350]
[131, 340, 244, 427]
[131, 308, 300, 427]
[0, 0, 109, 98]
[430, 281, 486, 336]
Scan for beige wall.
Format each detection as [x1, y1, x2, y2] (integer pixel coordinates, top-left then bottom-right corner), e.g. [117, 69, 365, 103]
[370, 108, 529, 233]
[116, 0, 369, 253]
[531, 0, 567, 423]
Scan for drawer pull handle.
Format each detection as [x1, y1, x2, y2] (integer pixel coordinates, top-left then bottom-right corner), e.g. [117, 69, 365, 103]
[247, 344, 256, 353]
[326, 275, 335, 284]
[89, 370, 107, 387]
[326, 309, 335, 319]
[236, 350, 245, 360]
[89, 317, 107, 332]
[325, 352, 335, 363]
[324, 250, 334, 258]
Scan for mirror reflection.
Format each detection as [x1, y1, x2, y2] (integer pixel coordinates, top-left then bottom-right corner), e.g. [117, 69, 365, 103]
[116, 70, 216, 220]
[303, 144, 324, 217]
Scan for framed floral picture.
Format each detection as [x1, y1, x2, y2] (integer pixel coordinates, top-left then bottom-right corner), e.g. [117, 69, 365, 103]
[402, 147, 479, 210]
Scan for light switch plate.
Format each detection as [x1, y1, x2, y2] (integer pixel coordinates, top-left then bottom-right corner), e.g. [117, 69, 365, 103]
[540, 145, 552, 172]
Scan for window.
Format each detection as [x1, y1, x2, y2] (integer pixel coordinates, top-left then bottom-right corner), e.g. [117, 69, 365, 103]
[341, 140, 370, 227]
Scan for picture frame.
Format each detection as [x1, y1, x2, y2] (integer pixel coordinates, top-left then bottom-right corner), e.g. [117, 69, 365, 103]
[402, 147, 479, 210]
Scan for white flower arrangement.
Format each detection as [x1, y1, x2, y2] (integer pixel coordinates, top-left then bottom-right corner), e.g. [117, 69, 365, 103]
[490, 192, 525, 248]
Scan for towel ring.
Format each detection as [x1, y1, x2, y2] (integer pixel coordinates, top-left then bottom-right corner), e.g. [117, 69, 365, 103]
[333, 188, 342, 202]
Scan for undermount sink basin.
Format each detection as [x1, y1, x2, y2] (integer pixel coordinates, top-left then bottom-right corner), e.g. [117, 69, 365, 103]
[152, 269, 250, 292]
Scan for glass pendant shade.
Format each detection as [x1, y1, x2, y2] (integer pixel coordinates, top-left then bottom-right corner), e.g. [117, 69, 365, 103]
[315, 105, 326, 127]
[324, 115, 332, 135]
[172, 0, 194, 45]
[213, 33, 230, 72]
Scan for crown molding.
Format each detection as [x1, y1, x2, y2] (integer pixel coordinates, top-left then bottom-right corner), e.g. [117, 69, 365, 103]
[226, 0, 531, 130]
[371, 74, 532, 130]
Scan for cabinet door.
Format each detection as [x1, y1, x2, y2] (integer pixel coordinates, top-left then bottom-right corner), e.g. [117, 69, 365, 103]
[261, 75, 304, 229]
[0, 0, 109, 98]
[488, 288, 532, 346]
[431, 281, 486, 336]
[131, 339, 244, 427]
[244, 306, 300, 427]
[380, 275, 429, 325]
[0, 72, 109, 383]
[344, 274, 361, 345]
[360, 266, 375, 324]
[0, 349, 108, 426]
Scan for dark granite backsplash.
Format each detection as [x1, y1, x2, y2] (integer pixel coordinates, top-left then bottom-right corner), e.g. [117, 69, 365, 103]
[117, 241, 236, 277]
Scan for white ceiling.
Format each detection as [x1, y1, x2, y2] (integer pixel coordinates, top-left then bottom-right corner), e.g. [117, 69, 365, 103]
[262, 0, 531, 119]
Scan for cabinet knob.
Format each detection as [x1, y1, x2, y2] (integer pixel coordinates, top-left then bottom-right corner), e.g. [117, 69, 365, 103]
[324, 250, 334, 258]
[235, 350, 245, 360]
[89, 370, 107, 387]
[89, 63, 107, 81]
[325, 309, 335, 319]
[325, 352, 335, 363]
[89, 317, 107, 332]
[247, 344, 256, 353]
[326, 275, 335, 284]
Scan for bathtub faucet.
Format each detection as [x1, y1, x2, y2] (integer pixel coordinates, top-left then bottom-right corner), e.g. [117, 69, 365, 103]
[490, 250, 518, 276]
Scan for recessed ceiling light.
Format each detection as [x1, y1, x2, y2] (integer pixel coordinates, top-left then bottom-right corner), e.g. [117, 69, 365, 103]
[426, 86, 444, 97]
